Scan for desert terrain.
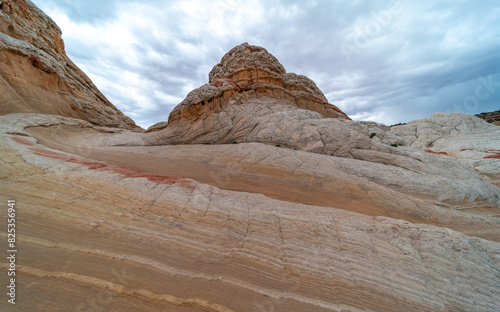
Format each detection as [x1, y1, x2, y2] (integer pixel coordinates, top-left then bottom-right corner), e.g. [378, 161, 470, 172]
[1, 1, 500, 311]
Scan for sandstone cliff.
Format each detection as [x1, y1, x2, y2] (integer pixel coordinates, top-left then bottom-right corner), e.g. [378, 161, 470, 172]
[0, 0, 138, 129]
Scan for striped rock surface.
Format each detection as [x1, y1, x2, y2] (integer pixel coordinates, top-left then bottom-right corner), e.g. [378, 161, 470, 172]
[1, 113, 499, 312]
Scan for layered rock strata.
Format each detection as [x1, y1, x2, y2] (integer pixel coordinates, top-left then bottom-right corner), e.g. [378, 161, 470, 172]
[2, 113, 500, 312]
[137, 45, 500, 211]
[147, 43, 348, 136]
[476, 110, 500, 125]
[391, 112, 500, 187]
[0, 0, 138, 129]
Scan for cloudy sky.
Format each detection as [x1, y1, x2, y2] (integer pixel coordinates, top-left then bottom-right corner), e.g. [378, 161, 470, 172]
[33, 0, 500, 129]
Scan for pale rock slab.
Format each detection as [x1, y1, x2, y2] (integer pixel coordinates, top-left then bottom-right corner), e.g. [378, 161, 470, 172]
[391, 112, 500, 182]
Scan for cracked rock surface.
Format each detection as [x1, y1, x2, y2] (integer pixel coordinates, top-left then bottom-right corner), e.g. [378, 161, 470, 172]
[391, 112, 500, 186]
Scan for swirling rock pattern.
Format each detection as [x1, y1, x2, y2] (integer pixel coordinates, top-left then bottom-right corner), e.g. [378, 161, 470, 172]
[1, 113, 500, 312]
[391, 112, 500, 187]
[143, 47, 499, 210]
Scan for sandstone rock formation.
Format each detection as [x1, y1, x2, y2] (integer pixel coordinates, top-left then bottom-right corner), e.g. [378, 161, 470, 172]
[391, 113, 500, 151]
[139, 44, 500, 210]
[3, 113, 500, 312]
[391, 112, 500, 188]
[476, 110, 500, 126]
[1, 7, 500, 311]
[0, 0, 138, 129]
[147, 43, 348, 138]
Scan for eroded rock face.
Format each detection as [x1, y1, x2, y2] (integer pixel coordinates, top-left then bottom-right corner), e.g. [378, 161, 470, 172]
[148, 43, 348, 134]
[208, 43, 330, 103]
[391, 113, 499, 150]
[148, 43, 390, 153]
[0, 0, 138, 129]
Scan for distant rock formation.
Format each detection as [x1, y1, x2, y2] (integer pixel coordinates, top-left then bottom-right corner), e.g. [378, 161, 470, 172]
[476, 110, 500, 126]
[0, 0, 138, 129]
[147, 43, 348, 136]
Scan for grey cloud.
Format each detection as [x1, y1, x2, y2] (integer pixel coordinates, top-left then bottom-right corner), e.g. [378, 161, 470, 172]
[35, 0, 123, 23]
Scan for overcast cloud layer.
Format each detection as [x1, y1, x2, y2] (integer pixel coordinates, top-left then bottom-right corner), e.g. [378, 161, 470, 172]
[33, 0, 500, 129]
